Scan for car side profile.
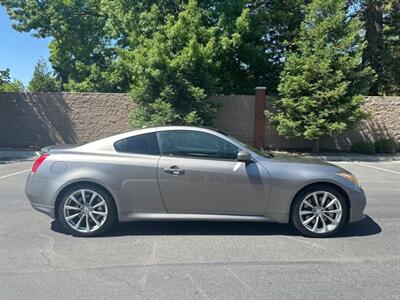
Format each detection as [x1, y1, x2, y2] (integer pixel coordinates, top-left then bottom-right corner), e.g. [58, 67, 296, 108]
[25, 126, 366, 238]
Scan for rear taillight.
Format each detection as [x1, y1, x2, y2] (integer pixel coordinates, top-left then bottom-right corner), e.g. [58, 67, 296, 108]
[32, 154, 49, 173]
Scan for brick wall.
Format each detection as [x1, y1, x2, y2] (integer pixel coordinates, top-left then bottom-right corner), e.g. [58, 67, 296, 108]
[0, 92, 135, 147]
[0, 92, 255, 148]
[211, 95, 255, 145]
[0, 92, 399, 150]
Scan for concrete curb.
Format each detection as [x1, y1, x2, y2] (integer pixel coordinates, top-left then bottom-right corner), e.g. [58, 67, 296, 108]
[301, 154, 400, 162]
[0, 150, 40, 159]
[272, 151, 400, 162]
[310, 155, 400, 162]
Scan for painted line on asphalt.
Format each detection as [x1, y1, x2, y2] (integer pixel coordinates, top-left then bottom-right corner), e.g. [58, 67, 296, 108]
[0, 169, 30, 180]
[355, 163, 400, 175]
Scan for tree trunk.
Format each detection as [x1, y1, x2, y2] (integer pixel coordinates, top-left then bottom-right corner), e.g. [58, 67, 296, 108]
[312, 138, 320, 153]
[362, 0, 384, 95]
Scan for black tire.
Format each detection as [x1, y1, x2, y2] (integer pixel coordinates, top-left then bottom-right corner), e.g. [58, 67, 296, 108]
[291, 184, 348, 238]
[57, 183, 117, 237]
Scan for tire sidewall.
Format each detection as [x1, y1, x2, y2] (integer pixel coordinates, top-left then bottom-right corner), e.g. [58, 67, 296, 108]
[291, 185, 348, 238]
[57, 184, 117, 237]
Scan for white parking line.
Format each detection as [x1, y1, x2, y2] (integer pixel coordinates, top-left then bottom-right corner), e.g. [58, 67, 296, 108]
[355, 163, 400, 175]
[0, 169, 30, 180]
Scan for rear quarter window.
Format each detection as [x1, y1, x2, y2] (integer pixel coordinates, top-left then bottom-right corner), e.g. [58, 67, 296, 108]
[114, 132, 160, 155]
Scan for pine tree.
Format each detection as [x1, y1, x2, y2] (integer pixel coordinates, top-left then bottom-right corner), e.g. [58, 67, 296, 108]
[129, 0, 219, 127]
[28, 59, 60, 92]
[0, 69, 24, 92]
[381, 0, 400, 95]
[270, 0, 375, 152]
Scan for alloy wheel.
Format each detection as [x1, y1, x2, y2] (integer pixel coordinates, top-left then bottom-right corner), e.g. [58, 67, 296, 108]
[299, 191, 343, 234]
[63, 189, 108, 233]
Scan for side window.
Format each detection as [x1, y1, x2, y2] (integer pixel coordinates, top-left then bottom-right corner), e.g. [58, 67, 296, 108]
[114, 132, 160, 155]
[158, 130, 239, 160]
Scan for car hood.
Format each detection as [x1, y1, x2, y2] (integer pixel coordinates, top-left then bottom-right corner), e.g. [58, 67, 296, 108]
[270, 153, 333, 165]
[256, 153, 351, 174]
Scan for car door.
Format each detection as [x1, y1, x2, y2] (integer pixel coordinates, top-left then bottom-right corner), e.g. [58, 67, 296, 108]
[157, 130, 270, 216]
[113, 132, 166, 215]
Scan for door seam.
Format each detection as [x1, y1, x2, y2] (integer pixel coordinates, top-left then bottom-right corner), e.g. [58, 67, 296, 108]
[156, 156, 169, 213]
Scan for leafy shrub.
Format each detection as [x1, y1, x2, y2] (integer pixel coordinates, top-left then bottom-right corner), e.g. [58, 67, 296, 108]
[374, 138, 397, 154]
[130, 100, 179, 128]
[351, 141, 375, 154]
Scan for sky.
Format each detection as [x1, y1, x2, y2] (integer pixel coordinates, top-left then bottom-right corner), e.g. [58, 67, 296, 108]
[0, 5, 51, 87]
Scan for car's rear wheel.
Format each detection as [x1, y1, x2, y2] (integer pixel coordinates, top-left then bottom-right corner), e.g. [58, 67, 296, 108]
[291, 185, 348, 238]
[57, 184, 117, 237]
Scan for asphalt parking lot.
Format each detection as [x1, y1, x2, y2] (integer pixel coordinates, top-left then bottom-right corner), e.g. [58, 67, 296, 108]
[0, 157, 399, 299]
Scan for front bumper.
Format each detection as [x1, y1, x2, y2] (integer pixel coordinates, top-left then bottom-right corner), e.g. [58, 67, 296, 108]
[348, 186, 367, 223]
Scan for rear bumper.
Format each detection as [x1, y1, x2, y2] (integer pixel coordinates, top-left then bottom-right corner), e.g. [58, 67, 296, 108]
[25, 172, 59, 219]
[348, 186, 367, 223]
[30, 203, 55, 218]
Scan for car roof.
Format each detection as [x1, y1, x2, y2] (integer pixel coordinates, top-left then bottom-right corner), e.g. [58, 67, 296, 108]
[75, 126, 234, 153]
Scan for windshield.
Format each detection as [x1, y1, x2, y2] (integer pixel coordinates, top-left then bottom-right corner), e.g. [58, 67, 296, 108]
[228, 136, 274, 158]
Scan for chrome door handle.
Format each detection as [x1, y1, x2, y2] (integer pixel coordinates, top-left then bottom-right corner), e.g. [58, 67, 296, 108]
[164, 166, 185, 175]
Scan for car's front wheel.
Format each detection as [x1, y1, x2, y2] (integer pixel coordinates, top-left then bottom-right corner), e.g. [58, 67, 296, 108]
[57, 184, 117, 237]
[291, 185, 348, 238]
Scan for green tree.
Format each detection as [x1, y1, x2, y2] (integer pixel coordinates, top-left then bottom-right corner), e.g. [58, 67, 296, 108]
[0, 69, 24, 92]
[100, 0, 304, 126]
[3, 0, 304, 94]
[128, 0, 219, 127]
[1, 0, 124, 92]
[28, 59, 60, 92]
[356, 0, 400, 95]
[211, 0, 305, 95]
[270, 0, 374, 152]
[101, 0, 304, 95]
[380, 0, 400, 95]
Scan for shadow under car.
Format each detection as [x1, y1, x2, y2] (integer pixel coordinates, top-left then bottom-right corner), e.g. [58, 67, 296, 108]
[51, 215, 381, 238]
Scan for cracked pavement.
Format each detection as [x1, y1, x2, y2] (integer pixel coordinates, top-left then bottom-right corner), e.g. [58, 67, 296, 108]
[0, 158, 399, 299]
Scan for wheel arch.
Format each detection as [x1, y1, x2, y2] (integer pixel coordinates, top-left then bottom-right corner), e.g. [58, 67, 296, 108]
[54, 180, 118, 220]
[289, 182, 351, 223]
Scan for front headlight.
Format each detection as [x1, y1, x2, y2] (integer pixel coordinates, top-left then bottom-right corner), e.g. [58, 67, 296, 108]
[337, 172, 358, 185]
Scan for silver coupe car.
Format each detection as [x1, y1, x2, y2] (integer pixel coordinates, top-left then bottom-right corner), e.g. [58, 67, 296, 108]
[25, 126, 366, 238]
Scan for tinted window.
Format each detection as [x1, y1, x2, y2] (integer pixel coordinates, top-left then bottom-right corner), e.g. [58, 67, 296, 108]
[158, 130, 239, 160]
[114, 132, 160, 155]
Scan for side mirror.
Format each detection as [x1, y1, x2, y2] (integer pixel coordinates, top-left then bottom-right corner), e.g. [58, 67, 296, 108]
[237, 151, 252, 162]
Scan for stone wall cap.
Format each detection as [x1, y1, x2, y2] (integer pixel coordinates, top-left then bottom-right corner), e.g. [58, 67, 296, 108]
[0, 91, 130, 96]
